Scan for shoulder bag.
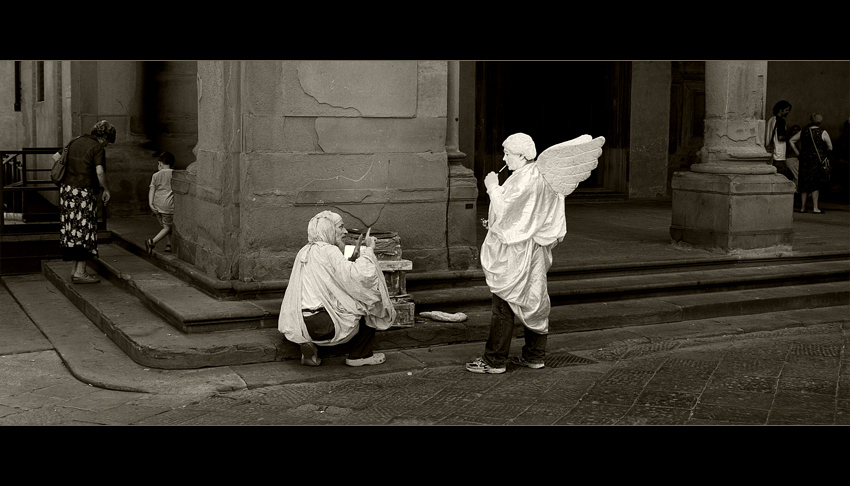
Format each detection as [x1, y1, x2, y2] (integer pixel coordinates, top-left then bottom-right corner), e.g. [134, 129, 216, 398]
[810, 128, 830, 183]
[50, 136, 82, 186]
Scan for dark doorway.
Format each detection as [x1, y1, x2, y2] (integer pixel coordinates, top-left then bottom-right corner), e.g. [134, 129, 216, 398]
[473, 61, 631, 200]
[140, 61, 198, 170]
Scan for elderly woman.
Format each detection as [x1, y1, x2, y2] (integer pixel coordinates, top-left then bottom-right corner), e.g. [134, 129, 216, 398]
[278, 211, 396, 367]
[466, 133, 566, 374]
[790, 113, 833, 214]
[59, 120, 115, 284]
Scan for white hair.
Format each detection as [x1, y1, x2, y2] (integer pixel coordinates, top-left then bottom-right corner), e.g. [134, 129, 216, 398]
[503, 133, 537, 161]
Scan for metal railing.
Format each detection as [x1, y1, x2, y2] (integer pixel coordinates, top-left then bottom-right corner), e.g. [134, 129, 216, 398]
[1, 147, 107, 235]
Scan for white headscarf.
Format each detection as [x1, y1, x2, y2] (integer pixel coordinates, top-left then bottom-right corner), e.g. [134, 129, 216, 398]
[307, 210, 342, 245]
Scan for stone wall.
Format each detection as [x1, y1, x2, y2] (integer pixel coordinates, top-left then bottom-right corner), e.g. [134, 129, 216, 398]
[766, 61, 849, 140]
[174, 61, 451, 282]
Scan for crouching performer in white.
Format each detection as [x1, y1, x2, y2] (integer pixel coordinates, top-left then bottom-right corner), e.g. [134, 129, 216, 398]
[466, 133, 605, 374]
[279, 211, 396, 367]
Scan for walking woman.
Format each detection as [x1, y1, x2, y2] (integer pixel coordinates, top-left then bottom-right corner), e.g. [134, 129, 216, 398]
[59, 120, 116, 283]
[790, 113, 833, 214]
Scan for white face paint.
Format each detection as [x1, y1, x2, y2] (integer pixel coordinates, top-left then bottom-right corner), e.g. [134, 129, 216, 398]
[503, 148, 526, 171]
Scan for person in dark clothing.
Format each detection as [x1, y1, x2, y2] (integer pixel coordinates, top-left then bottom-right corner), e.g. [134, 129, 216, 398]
[790, 113, 833, 214]
[59, 120, 115, 283]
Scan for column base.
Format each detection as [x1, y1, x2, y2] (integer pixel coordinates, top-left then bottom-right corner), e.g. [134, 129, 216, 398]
[447, 152, 479, 270]
[670, 170, 796, 254]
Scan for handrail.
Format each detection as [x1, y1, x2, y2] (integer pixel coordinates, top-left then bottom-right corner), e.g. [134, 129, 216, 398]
[1, 147, 107, 235]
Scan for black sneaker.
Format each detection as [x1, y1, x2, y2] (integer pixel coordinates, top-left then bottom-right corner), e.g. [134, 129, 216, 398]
[510, 356, 545, 369]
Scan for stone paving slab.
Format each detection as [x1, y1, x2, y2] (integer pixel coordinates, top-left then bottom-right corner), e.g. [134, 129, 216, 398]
[3, 318, 849, 425]
[0, 283, 52, 356]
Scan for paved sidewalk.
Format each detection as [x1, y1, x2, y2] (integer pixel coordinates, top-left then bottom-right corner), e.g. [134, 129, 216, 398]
[2, 290, 847, 424]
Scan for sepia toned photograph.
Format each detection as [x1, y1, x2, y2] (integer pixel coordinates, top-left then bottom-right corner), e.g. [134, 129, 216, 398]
[1, 60, 848, 426]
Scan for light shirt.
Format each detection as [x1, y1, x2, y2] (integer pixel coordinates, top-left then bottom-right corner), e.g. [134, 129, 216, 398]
[150, 168, 174, 214]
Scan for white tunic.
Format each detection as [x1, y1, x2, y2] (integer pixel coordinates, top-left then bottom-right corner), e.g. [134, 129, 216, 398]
[480, 163, 566, 333]
[278, 242, 395, 346]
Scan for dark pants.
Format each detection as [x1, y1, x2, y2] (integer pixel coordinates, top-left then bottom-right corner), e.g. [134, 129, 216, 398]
[483, 294, 547, 368]
[303, 310, 375, 359]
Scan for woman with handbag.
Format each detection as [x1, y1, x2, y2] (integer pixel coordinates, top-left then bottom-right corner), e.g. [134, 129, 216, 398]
[790, 113, 833, 214]
[59, 120, 116, 283]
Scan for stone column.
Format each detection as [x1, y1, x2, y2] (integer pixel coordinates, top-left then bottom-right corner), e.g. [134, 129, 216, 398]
[670, 61, 796, 254]
[171, 61, 243, 279]
[445, 61, 479, 269]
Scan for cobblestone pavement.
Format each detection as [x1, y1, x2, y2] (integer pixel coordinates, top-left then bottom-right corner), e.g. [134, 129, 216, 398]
[2, 319, 847, 426]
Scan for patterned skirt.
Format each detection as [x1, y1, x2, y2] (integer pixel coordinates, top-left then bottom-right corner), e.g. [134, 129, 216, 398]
[59, 184, 99, 261]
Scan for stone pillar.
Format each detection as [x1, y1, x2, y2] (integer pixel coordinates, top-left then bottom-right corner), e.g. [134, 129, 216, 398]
[670, 61, 796, 254]
[445, 61, 479, 269]
[171, 61, 243, 280]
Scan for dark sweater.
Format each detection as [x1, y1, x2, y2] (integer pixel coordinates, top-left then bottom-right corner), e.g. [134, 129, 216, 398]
[63, 134, 106, 191]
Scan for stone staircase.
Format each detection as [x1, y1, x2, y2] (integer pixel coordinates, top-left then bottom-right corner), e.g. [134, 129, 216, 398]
[3, 232, 847, 370]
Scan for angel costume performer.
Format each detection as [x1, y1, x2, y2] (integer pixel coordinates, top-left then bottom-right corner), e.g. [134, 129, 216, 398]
[467, 133, 604, 374]
[279, 211, 396, 367]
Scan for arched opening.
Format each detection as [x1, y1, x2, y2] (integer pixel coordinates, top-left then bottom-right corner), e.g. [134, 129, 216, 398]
[470, 61, 632, 201]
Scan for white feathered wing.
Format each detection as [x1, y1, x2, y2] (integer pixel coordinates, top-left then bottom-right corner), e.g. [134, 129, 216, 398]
[536, 135, 606, 197]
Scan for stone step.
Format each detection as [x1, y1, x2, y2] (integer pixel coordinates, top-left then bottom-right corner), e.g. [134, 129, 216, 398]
[48, 245, 279, 334]
[0, 231, 112, 276]
[24, 250, 850, 370]
[410, 258, 850, 310]
[408, 251, 850, 290]
[34, 262, 281, 370]
[45, 242, 850, 335]
[108, 220, 850, 306]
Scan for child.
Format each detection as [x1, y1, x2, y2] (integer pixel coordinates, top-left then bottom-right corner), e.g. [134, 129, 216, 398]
[146, 152, 175, 256]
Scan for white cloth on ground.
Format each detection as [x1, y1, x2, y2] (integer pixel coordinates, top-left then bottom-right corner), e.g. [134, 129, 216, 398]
[480, 163, 565, 334]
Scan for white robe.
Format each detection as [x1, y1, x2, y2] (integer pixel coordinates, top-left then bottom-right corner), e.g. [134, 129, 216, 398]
[278, 242, 395, 346]
[480, 163, 565, 333]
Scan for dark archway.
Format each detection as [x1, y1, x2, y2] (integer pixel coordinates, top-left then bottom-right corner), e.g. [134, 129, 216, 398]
[472, 61, 631, 200]
[140, 61, 198, 170]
